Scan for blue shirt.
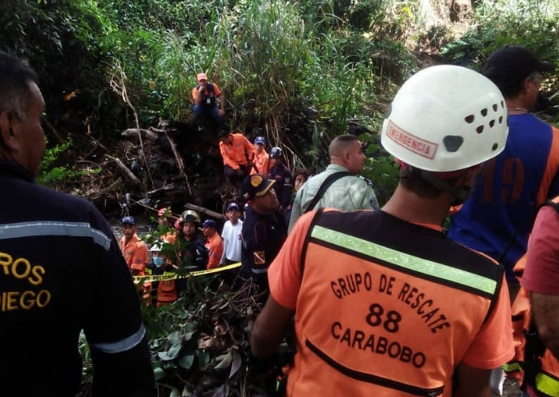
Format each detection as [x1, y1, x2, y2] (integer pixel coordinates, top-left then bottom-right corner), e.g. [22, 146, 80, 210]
[449, 114, 559, 280]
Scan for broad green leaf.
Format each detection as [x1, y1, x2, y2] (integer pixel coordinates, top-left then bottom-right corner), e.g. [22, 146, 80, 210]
[178, 354, 195, 370]
[158, 343, 182, 361]
[153, 367, 165, 381]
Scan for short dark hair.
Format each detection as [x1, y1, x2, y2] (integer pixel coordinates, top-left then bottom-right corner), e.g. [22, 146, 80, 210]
[328, 134, 360, 158]
[399, 167, 463, 199]
[218, 130, 231, 140]
[0, 51, 38, 121]
[399, 171, 443, 199]
[294, 168, 310, 181]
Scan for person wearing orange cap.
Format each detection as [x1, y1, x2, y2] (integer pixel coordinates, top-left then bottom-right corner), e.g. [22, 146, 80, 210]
[192, 72, 225, 131]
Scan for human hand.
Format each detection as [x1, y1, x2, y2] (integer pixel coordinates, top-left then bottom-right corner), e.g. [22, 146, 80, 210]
[218, 109, 225, 117]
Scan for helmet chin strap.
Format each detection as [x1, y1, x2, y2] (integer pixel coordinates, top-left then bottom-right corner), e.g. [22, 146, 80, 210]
[419, 170, 472, 206]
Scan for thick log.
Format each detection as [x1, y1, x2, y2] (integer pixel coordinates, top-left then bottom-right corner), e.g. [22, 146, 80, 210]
[121, 128, 158, 142]
[112, 156, 141, 185]
[184, 203, 226, 220]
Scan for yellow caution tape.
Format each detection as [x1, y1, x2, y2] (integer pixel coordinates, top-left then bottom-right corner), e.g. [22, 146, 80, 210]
[133, 262, 241, 282]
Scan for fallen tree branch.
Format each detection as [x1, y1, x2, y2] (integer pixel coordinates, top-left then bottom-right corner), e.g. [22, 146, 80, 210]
[184, 203, 226, 220]
[107, 155, 141, 185]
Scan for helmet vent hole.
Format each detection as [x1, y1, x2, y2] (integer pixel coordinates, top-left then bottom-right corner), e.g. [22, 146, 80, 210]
[492, 143, 499, 151]
[493, 104, 498, 112]
[499, 116, 504, 124]
[501, 100, 505, 108]
[489, 120, 495, 128]
[481, 108, 488, 117]
[476, 125, 484, 134]
[465, 115, 475, 124]
[443, 135, 463, 152]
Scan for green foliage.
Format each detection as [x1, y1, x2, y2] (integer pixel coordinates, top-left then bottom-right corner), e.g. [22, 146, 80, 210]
[79, 275, 263, 396]
[442, 0, 559, 70]
[217, 0, 312, 140]
[360, 132, 400, 206]
[36, 138, 96, 189]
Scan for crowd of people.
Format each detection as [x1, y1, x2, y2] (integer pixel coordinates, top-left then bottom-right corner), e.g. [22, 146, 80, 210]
[2, 45, 559, 397]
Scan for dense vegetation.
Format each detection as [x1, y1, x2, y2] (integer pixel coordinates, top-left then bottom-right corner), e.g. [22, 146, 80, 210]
[2, 0, 559, 395]
[3, 0, 559, 206]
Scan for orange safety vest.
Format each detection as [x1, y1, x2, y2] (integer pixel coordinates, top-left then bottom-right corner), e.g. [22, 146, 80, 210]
[504, 197, 559, 396]
[288, 210, 504, 397]
[156, 272, 178, 307]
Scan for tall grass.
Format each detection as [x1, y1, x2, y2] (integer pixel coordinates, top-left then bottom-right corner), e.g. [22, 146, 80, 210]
[214, 0, 312, 145]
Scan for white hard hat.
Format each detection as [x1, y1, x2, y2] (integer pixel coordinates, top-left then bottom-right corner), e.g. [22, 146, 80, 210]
[181, 210, 200, 224]
[381, 65, 509, 172]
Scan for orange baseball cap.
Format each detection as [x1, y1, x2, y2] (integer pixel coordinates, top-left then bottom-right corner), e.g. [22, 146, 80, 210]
[197, 73, 208, 81]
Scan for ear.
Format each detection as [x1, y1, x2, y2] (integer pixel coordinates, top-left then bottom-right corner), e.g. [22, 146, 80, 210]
[519, 76, 533, 95]
[0, 109, 20, 152]
[342, 149, 352, 164]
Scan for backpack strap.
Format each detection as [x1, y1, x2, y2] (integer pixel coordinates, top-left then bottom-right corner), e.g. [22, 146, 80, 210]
[303, 171, 351, 214]
[542, 198, 559, 214]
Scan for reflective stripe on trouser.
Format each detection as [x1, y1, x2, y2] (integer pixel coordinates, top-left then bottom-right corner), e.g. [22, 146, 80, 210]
[536, 370, 559, 396]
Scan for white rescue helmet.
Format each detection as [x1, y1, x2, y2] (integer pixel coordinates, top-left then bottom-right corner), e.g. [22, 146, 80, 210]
[270, 147, 283, 159]
[150, 243, 162, 252]
[381, 65, 509, 172]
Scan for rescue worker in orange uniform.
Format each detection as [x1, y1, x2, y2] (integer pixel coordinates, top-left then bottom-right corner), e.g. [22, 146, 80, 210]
[119, 216, 148, 275]
[251, 65, 514, 397]
[202, 219, 224, 270]
[149, 241, 179, 307]
[192, 72, 225, 131]
[250, 136, 271, 175]
[218, 130, 255, 187]
[119, 216, 151, 299]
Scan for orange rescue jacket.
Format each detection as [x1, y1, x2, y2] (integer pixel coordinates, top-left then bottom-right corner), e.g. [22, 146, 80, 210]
[288, 210, 505, 397]
[219, 133, 255, 170]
